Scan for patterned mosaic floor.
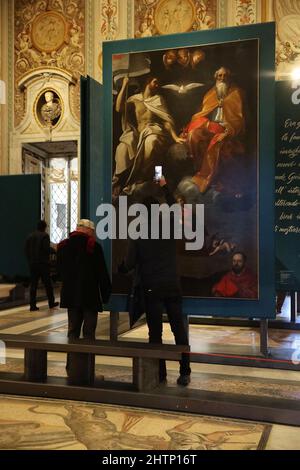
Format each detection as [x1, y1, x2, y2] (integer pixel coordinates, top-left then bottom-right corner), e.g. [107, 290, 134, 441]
[1, 302, 300, 449]
[0, 395, 270, 450]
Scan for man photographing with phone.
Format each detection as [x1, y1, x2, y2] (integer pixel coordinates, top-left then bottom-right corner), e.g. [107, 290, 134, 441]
[120, 174, 191, 386]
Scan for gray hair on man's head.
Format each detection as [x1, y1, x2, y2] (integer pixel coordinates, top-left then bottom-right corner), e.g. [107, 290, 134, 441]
[214, 67, 231, 80]
[77, 219, 95, 230]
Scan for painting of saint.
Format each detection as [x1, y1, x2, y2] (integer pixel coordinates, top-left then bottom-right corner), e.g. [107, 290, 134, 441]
[111, 39, 259, 300]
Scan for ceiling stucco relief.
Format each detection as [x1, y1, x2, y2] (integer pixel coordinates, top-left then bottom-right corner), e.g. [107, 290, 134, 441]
[14, 0, 85, 127]
[134, 0, 216, 38]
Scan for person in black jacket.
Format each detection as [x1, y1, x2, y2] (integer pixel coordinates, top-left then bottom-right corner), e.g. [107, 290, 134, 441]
[122, 180, 191, 386]
[57, 219, 111, 340]
[25, 220, 58, 312]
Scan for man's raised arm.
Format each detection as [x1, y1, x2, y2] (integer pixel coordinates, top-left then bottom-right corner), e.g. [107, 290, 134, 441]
[115, 76, 129, 113]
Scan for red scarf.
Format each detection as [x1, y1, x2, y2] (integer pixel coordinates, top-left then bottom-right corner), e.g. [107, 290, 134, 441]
[68, 231, 96, 254]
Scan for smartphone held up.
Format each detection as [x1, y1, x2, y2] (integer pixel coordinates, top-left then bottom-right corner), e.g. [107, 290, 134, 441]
[154, 165, 162, 182]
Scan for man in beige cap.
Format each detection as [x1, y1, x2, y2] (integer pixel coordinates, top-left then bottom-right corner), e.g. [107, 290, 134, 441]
[57, 219, 111, 341]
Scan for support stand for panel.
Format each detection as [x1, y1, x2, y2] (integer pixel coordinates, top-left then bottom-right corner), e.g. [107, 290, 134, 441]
[109, 309, 270, 358]
[291, 291, 297, 323]
[260, 319, 269, 357]
[110, 311, 119, 341]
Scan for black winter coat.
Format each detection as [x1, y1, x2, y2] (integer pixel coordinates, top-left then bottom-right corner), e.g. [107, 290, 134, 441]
[25, 231, 51, 265]
[57, 232, 111, 311]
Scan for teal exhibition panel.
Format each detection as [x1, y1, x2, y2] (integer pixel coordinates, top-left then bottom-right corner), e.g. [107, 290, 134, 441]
[83, 23, 276, 318]
[0, 174, 41, 279]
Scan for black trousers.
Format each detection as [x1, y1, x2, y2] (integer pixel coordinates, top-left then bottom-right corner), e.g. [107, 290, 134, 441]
[66, 308, 98, 374]
[30, 263, 55, 308]
[67, 308, 98, 340]
[144, 291, 191, 378]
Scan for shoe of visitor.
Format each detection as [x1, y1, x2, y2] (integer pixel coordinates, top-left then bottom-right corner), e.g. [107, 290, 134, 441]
[177, 374, 191, 386]
[30, 306, 39, 312]
[49, 301, 59, 309]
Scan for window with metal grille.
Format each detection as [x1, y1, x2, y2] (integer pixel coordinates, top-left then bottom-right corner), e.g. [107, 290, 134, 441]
[48, 158, 78, 243]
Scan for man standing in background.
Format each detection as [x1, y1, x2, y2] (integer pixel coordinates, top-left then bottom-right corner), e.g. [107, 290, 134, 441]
[25, 220, 58, 311]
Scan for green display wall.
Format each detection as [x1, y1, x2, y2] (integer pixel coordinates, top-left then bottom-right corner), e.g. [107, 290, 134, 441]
[80, 75, 105, 225]
[102, 23, 276, 318]
[0, 174, 41, 279]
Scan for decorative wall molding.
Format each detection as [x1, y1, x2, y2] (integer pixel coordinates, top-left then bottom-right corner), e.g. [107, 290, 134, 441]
[133, 0, 217, 38]
[100, 0, 119, 40]
[8, 0, 14, 174]
[256, 0, 269, 23]
[85, 0, 94, 77]
[273, 0, 300, 79]
[15, 69, 79, 134]
[10, 67, 80, 174]
[127, 0, 134, 39]
[14, 0, 85, 127]
[6, 0, 300, 173]
[217, 0, 229, 27]
[0, 0, 10, 174]
[93, 0, 102, 83]
[234, 0, 256, 25]
[8, 0, 14, 134]
[95, 1, 129, 83]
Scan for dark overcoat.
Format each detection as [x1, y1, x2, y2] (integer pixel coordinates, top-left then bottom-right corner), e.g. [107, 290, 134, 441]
[57, 231, 111, 311]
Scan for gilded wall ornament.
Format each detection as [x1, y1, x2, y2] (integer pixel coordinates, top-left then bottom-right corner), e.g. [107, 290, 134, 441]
[235, 0, 256, 25]
[154, 0, 196, 35]
[14, 0, 85, 126]
[31, 11, 68, 52]
[273, 0, 300, 75]
[101, 0, 118, 41]
[134, 0, 216, 38]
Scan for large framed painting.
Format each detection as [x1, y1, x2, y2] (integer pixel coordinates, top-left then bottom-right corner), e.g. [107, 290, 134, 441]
[102, 22, 275, 318]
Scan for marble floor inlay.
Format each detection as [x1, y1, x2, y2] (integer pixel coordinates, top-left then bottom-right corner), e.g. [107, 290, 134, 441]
[1, 305, 300, 353]
[121, 322, 300, 351]
[0, 395, 270, 450]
